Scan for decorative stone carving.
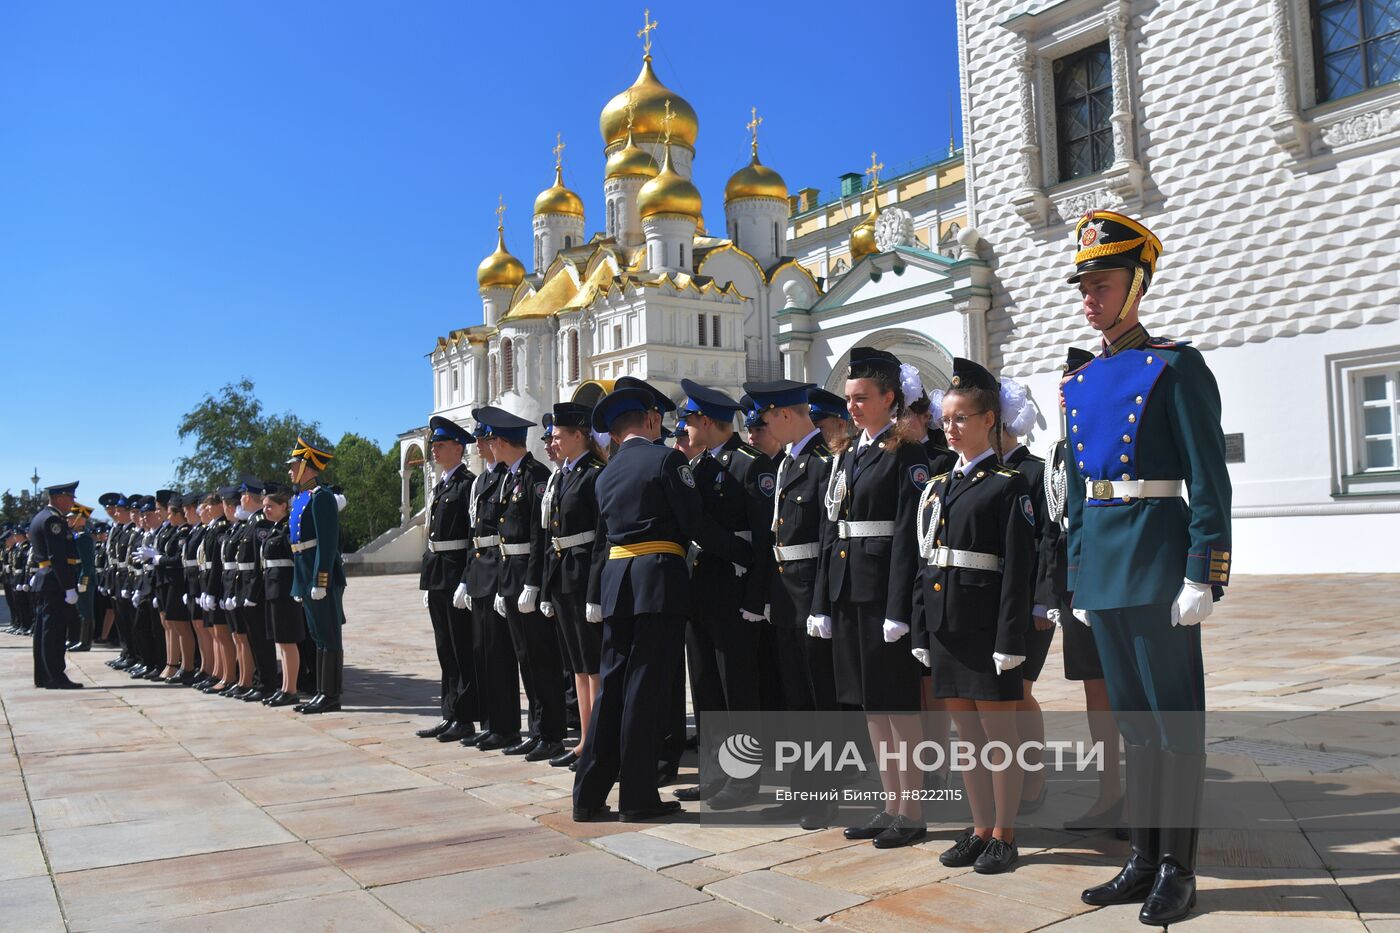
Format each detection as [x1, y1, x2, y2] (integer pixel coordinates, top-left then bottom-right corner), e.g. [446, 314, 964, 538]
[874, 207, 916, 251]
[1320, 108, 1400, 148]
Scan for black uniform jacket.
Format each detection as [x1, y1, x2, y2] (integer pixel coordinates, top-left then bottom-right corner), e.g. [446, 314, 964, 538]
[768, 433, 834, 628]
[690, 434, 776, 616]
[464, 464, 506, 600]
[1004, 444, 1047, 613]
[419, 462, 477, 591]
[540, 452, 606, 604]
[262, 518, 296, 601]
[491, 452, 552, 600]
[199, 517, 230, 603]
[28, 506, 77, 593]
[236, 512, 274, 604]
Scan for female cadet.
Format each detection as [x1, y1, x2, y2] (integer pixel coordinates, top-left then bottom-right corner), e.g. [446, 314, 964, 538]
[198, 490, 237, 693]
[182, 496, 215, 688]
[156, 495, 197, 684]
[811, 346, 930, 849]
[67, 503, 96, 650]
[259, 486, 305, 707]
[538, 402, 608, 769]
[911, 358, 1035, 875]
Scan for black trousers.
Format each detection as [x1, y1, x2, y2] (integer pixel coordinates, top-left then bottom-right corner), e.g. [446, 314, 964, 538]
[114, 596, 135, 654]
[32, 590, 75, 687]
[503, 598, 565, 743]
[574, 611, 686, 813]
[427, 589, 478, 724]
[686, 576, 760, 713]
[133, 599, 165, 669]
[238, 605, 279, 690]
[472, 596, 522, 737]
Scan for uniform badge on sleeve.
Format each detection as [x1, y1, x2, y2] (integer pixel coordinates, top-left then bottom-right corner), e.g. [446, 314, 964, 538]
[757, 473, 776, 497]
[909, 465, 930, 489]
[48, 519, 64, 535]
[678, 464, 696, 488]
[534, 481, 547, 497]
[1020, 495, 1036, 526]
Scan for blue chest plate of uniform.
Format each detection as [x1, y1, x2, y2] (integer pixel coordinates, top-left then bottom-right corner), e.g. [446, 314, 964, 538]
[1063, 349, 1167, 507]
[290, 490, 312, 543]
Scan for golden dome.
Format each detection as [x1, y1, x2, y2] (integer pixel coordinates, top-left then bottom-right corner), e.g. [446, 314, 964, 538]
[534, 165, 584, 217]
[604, 130, 660, 179]
[849, 215, 878, 259]
[600, 57, 699, 149]
[725, 151, 788, 203]
[477, 227, 526, 290]
[638, 144, 702, 220]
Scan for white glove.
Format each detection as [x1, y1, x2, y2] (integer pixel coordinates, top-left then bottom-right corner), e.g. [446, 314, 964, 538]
[493, 594, 506, 616]
[585, 602, 603, 624]
[137, 546, 159, 562]
[882, 619, 909, 643]
[121, 589, 130, 599]
[28, 576, 38, 590]
[1047, 607, 1062, 627]
[153, 596, 160, 610]
[310, 586, 326, 601]
[912, 647, 932, 668]
[539, 600, 555, 618]
[1072, 608, 1091, 627]
[182, 593, 189, 605]
[131, 593, 140, 607]
[294, 595, 303, 603]
[452, 583, 468, 609]
[733, 563, 747, 577]
[806, 614, 832, 639]
[1171, 579, 1213, 627]
[243, 598, 257, 608]
[334, 493, 347, 512]
[64, 588, 78, 605]
[993, 652, 1026, 675]
[517, 585, 539, 614]
[740, 608, 765, 623]
[422, 591, 430, 608]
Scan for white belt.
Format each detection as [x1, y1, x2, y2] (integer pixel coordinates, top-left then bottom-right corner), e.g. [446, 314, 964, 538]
[182, 559, 198, 568]
[291, 539, 318, 553]
[927, 546, 1003, 572]
[263, 558, 294, 569]
[1085, 479, 1186, 500]
[837, 520, 894, 539]
[552, 531, 596, 552]
[774, 542, 820, 562]
[473, 535, 500, 548]
[500, 542, 531, 556]
[235, 562, 255, 571]
[428, 539, 469, 552]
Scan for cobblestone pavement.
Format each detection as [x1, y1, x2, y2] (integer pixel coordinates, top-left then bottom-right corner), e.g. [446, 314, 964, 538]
[1, 575, 1398, 931]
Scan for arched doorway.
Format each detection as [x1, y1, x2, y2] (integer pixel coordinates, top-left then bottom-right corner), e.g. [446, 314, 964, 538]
[825, 329, 955, 396]
[400, 441, 426, 523]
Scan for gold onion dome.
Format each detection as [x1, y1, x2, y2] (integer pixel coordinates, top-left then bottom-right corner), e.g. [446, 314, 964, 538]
[638, 144, 702, 220]
[725, 151, 788, 203]
[600, 57, 699, 149]
[477, 227, 526, 289]
[534, 165, 585, 217]
[605, 130, 661, 179]
[849, 210, 879, 260]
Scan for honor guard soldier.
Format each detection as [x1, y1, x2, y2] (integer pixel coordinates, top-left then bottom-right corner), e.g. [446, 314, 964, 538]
[573, 387, 754, 823]
[477, 405, 566, 762]
[29, 481, 84, 689]
[287, 436, 348, 714]
[1063, 211, 1230, 926]
[417, 415, 480, 744]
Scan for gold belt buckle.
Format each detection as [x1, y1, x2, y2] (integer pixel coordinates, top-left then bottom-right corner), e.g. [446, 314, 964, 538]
[1091, 480, 1114, 499]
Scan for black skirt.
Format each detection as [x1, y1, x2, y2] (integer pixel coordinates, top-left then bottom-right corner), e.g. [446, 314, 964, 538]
[162, 584, 190, 622]
[266, 595, 306, 644]
[1022, 623, 1056, 682]
[929, 627, 1024, 702]
[555, 596, 601, 675]
[1058, 600, 1104, 681]
[833, 600, 923, 712]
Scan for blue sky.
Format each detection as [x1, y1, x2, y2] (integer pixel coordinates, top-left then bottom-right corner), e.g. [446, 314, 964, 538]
[0, 1, 959, 502]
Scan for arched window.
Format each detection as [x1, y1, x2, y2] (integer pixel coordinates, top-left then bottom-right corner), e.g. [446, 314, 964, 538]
[773, 221, 780, 257]
[534, 235, 542, 272]
[607, 200, 617, 238]
[501, 338, 515, 393]
[564, 235, 572, 250]
[678, 242, 686, 267]
[488, 354, 499, 400]
[568, 328, 580, 382]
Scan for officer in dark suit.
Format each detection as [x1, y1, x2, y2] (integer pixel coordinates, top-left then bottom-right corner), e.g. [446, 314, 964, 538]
[29, 481, 84, 689]
[1063, 211, 1230, 926]
[417, 415, 480, 744]
[477, 405, 565, 762]
[573, 387, 753, 823]
[287, 436, 348, 714]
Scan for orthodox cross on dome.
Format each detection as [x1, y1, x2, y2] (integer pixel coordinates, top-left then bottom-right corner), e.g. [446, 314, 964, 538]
[553, 133, 566, 172]
[638, 8, 658, 59]
[865, 151, 884, 192]
[495, 194, 506, 231]
[746, 106, 763, 158]
[662, 99, 674, 145]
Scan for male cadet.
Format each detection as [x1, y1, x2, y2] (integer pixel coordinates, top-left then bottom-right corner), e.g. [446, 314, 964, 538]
[416, 415, 480, 744]
[461, 415, 521, 750]
[573, 387, 754, 822]
[742, 395, 784, 459]
[477, 406, 566, 762]
[1062, 210, 1230, 927]
[745, 379, 843, 828]
[3, 526, 26, 635]
[29, 481, 84, 689]
[105, 495, 140, 669]
[67, 501, 97, 651]
[97, 493, 129, 652]
[807, 387, 853, 450]
[673, 378, 777, 810]
[287, 436, 348, 714]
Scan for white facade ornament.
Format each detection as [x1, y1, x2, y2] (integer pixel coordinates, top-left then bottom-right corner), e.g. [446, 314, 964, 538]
[1320, 108, 1400, 148]
[874, 207, 916, 251]
[1054, 187, 1125, 222]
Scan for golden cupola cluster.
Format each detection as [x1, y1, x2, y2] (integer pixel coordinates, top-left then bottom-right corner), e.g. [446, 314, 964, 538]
[477, 198, 526, 290]
[725, 107, 788, 203]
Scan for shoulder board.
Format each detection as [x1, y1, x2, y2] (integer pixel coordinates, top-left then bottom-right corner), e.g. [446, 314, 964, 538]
[1147, 337, 1190, 349]
[932, 472, 949, 483]
[813, 452, 832, 463]
[993, 467, 1017, 477]
[732, 444, 759, 460]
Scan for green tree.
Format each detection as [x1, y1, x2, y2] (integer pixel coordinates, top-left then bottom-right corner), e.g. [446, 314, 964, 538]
[1, 489, 43, 526]
[174, 379, 329, 491]
[321, 433, 400, 551]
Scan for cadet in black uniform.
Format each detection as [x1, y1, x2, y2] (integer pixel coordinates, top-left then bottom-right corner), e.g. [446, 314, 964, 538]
[181, 494, 215, 687]
[911, 358, 1035, 872]
[29, 482, 84, 689]
[417, 415, 480, 744]
[197, 489, 236, 692]
[537, 403, 607, 769]
[66, 502, 96, 651]
[234, 480, 278, 701]
[258, 485, 306, 706]
[101, 496, 137, 667]
[478, 406, 565, 762]
[152, 494, 198, 683]
[129, 496, 167, 679]
[572, 387, 753, 823]
[217, 486, 256, 697]
[810, 348, 929, 847]
[807, 387, 853, 450]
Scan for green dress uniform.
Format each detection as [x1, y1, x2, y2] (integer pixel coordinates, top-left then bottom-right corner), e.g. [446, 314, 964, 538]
[287, 437, 346, 714]
[1062, 210, 1231, 926]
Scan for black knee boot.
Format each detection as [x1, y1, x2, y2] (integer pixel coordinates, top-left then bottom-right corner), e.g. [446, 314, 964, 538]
[1082, 742, 1160, 906]
[1140, 750, 1205, 926]
[300, 649, 342, 714]
[293, 649, 326, 712]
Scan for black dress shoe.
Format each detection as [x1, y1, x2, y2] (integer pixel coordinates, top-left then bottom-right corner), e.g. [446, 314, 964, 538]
[1082, 854, 1158, 906]
[298, 694, 341, 714]
[621, 800, 683, 822]
[226, 685, 252, 698]
[416, 719, 453, 739]
[293, 693, 323, 712]
[502, 736, 541, 756]
[1139, 860, 1196, 925]
[707, 782, 761, 811]
[550, 750, 580, 768]
[572, 804, 611, 822]
[475, 733, 519, 752]
[800, 804, 836, 832]
[568, 760, 578, 772]
[673, 782, 723, 802]
[265, 692, 300, 708]
[173, 669, 199, 686]
[436, 722, 473, 743]
[873, 816, 928, 849]
[141, 668, 164, 681]
[973, 837, 1019, 874]
[127, 665, 149, 678]
[262, 690, 285, 705]
[525, 740, 564, 763]
[845, 810, 897, 840]
[241, 689, 268, 703]
[65, 641, 79, 651]
[45, 680, 85, 690]
[939, 829, 991, 867]
[459, 730, 489, 748]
